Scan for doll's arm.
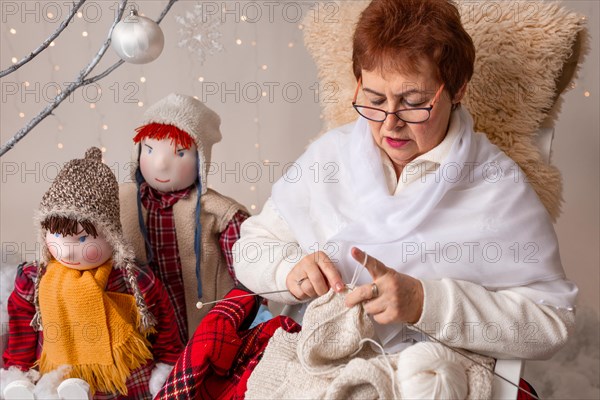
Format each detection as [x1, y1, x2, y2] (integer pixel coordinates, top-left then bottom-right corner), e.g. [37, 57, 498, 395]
[136, 266, 183, 363]
[219, 210, 250, 285]
[2, 264, 39, 370]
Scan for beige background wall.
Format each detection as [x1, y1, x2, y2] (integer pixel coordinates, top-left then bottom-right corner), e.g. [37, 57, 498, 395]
[1, 0, 598, 313]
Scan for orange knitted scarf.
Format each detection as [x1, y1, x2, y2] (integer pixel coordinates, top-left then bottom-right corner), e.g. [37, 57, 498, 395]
[37, 260, 153, 395]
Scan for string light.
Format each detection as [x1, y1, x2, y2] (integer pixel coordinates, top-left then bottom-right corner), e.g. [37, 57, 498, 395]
[140, 76, 146, 83]
[584, 91, 590, 97]
[11, 57, 17, 64]
[101, 147, 107, 153]
[102, 124, 108, 130]
[254, 143, 260, 148]
[250, 186, 256, 191]
[54, 65, 60, 71]
[19, 112, 25, 118]
[50, 41, 55, 47]
[89, 103, 96, 109]
[298, 24, 304, 30]
[82, 31, 88, 37]
[10, 28, 16, 34]
[47, 12, 54, 19]
[288, 42, 295, 48]
[138, 101, 144, 107]
[261, 64, 268, 70]
[241, 15, 248, 22]
[24, 81, 30, 87]
[250, 204, 257, 210]
[57, 143, 64, 149]
[77, 11, 83, 18]
[236, 39, 242, 45]
[198, 76, 205, 82]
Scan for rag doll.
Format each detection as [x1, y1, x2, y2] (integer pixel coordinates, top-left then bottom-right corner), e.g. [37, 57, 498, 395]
[1, 147, 183, 400]
[119, 93, 264, 343]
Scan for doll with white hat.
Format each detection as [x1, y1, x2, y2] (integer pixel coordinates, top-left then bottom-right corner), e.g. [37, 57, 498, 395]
[119, 94, 254, 342]
[1, 147, 183, 399]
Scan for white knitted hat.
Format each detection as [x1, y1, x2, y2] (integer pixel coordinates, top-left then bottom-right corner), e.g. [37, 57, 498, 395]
[134, 94, 222, 194]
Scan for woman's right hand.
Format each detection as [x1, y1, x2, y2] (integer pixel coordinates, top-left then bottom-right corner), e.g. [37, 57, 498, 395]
[286, 251, 345, 300]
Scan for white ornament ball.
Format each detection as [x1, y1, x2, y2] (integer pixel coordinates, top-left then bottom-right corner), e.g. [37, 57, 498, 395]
[111, 10, 164, 64]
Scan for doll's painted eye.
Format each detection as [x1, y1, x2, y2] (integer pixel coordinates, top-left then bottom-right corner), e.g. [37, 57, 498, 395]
[178, 151, 185, 158]
[54, 233, 60, 237]
[144, 144, 153, 154]
[78, 235, 88, 243]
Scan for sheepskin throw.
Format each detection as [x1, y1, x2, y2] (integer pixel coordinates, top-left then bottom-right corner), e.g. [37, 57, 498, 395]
[303, 0, 586, 220]
[245, 289, 494, 399]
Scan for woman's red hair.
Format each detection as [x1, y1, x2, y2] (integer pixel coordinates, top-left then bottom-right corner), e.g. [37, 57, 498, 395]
[352, 0, 475, 99]
[133, 123, 195, 151]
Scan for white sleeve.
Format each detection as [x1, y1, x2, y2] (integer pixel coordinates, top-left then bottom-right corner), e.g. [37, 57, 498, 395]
[233, 198, 307, 305]
[413, 278, 577, 360]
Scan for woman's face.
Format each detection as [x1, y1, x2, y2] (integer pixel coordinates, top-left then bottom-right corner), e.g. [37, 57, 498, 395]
[360, 61, 460, 177]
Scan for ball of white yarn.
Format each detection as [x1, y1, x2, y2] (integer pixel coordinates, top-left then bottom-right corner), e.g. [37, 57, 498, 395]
[396, 342, 469, 400]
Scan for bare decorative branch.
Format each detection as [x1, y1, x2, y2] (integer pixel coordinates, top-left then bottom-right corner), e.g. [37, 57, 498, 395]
[1, 0, 181, 157]
[0, 0, 88, 78]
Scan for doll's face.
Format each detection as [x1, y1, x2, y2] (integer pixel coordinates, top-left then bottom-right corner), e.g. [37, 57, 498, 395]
[45, 225, 112, 270]
[139, 138, 198, 193]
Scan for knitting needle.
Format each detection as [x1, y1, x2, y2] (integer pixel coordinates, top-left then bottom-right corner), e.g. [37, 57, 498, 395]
[196, 289, 290, 309]
[408, 323, 540, 400]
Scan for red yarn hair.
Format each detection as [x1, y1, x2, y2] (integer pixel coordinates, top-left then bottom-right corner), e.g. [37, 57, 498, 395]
[133, 123, 195, 152]
[352, 0, 475, 99]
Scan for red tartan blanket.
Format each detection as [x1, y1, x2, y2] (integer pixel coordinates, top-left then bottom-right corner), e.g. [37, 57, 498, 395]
[155, 288, 300, 400]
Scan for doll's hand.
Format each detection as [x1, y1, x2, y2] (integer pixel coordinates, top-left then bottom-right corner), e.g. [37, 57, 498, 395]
[149, 362, 173, 398]
[1, 366, 39, 400]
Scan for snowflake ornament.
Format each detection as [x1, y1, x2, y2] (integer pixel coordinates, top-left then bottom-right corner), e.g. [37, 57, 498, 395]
[176, 3, 224, 65]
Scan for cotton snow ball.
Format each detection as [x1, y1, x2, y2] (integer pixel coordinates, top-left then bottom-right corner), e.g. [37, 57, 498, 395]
[396, 342, 468, 399]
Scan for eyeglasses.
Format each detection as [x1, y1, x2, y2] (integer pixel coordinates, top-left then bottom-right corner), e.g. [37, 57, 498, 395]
[352, 77, 445, 124]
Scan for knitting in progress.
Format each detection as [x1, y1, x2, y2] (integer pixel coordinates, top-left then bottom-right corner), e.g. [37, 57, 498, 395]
[245, 288, 494, 399]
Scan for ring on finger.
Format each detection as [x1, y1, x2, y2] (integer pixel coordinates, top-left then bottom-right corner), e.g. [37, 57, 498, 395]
[296, 277, 309, 287]
[371, 282, 379, 299]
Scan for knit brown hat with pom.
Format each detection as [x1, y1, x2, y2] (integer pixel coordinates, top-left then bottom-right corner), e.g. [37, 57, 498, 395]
[31, 147, 156, 332]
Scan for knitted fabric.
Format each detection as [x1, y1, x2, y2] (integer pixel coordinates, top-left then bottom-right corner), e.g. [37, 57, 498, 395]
[37, 260, 153, 396]
[135, 94, 222, 195]
[245, 289, 494, 399]
[33, 147, 155, 333]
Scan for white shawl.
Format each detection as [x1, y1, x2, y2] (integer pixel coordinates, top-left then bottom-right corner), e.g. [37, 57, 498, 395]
[272, 108, 572, 346]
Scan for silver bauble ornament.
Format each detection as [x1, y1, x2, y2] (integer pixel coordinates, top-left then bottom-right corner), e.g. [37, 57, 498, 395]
[111, 9, 164, 64]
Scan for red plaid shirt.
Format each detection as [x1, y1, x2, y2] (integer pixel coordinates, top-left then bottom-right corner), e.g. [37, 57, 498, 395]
[141, 183, 249, 342]
[3, 262, 183, 400]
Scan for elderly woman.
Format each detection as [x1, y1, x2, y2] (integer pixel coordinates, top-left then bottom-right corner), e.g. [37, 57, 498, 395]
[233, 0, 577, 360]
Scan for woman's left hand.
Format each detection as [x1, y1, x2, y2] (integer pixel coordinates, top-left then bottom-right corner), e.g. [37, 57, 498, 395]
[345, 247, 424, 324]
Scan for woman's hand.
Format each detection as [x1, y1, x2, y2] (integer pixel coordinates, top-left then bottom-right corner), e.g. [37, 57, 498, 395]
[286, 251, 345, 301]
[345, 247, 424, 324]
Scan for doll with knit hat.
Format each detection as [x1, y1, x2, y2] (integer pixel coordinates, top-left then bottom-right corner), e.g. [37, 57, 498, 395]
[1, 148, 183, 400]
[119, 94, 255, 343]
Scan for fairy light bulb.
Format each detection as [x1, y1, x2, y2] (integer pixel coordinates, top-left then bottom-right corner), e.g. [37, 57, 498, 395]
[90, 103, 96, 109]
[198, 76, 204, 82]
[82, 31, 88, 37]
[584, 91, 590, 97]
[102, 124, 108, 130]
[50, 41, 55, 47]
[140, 76, 146, 83]
[236, 39, 242, 45]
[10, 28, 16, 34]
[57, 143, 64, 149]
[251, 204, 257, 210]
[261, 64, 268, 70]
[138, 101, 144, 107]
[18, 112, 25, 118]
[11, 57, 17, 64]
